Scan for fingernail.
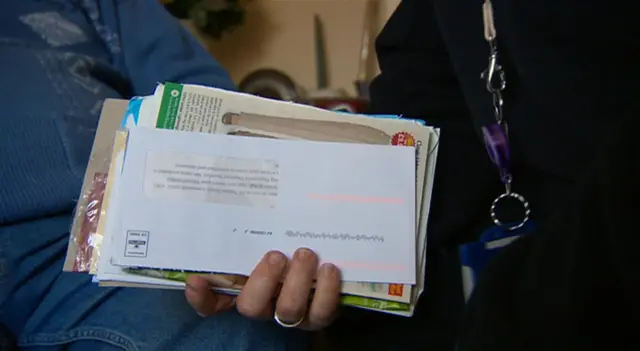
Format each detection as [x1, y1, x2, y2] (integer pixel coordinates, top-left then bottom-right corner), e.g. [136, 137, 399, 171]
[268, 251, 286, 267]
[320, 263, 337, 277]
[295, 248, 311, 260]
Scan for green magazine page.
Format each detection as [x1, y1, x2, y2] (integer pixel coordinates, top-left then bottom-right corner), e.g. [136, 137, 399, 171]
[340, 295, 410, 311]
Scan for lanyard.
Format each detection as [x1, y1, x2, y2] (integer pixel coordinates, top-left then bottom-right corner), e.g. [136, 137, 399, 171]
[481, 0, 531, 231]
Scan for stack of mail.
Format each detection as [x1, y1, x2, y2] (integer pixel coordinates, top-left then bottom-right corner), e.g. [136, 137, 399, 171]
[63, 83, 439, 316]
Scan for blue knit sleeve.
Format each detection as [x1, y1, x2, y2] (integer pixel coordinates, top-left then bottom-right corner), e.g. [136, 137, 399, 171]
[89, 0, 236, 95]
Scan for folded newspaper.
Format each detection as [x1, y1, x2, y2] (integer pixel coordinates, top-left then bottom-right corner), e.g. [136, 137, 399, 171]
[63, 83, 439, 317]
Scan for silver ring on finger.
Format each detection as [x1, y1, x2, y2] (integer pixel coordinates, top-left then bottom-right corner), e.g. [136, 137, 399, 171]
[274, 312, 304, 328]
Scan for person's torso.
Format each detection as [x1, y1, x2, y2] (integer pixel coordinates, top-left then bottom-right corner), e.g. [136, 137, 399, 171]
[429, 0, 639, 243]
[429, 0, 640, 327]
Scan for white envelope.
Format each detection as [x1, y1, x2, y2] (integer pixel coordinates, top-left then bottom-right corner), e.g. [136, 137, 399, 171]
[110, 127, 417, 284]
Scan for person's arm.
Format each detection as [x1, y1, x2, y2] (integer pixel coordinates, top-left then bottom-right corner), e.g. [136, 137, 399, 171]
[369, 0, 466, 123]
[370, 0, 498, 250]
[327, 2, 499, 349]
[89, 0, 235, 95]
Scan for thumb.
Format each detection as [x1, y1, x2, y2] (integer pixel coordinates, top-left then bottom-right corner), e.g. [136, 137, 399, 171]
[185, 275, 236, 316]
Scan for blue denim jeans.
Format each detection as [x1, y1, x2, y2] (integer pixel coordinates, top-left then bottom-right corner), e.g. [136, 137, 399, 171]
[0, 215, 308, 350]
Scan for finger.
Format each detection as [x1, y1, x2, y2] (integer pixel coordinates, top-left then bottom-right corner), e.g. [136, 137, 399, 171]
[275, 248, 318, 325]
[185, 276, 236, 317]
[237, 251, 288, 320]
[306, 263, 341, 330]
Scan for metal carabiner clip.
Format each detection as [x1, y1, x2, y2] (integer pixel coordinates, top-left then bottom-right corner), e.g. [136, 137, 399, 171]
[481, 48, 506, 94]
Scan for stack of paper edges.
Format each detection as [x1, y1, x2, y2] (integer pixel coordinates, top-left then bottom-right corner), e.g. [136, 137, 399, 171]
[63, 83, 439, 317]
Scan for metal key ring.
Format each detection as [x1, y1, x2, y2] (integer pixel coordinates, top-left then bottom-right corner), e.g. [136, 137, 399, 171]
[490, 191, 530, 231]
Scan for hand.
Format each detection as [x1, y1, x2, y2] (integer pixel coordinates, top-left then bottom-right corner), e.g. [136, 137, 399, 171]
[184, 248, 342, 330]
[237, 248, 342, 330]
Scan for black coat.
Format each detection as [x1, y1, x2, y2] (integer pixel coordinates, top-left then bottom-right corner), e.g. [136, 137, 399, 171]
[327, 1, 640, 350]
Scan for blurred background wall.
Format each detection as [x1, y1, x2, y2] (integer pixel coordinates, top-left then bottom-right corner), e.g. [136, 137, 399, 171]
[182, 0, 401, 96]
